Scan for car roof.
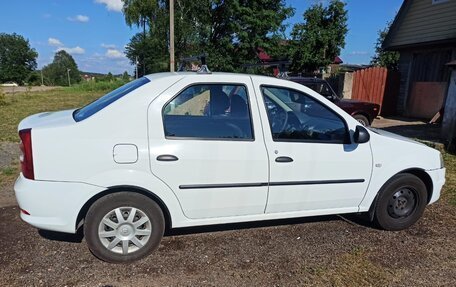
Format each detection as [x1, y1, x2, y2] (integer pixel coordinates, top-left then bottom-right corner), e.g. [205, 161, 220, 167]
[144, 71, 281, 82]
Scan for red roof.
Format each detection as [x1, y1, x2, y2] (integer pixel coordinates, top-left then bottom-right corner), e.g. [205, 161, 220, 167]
[333, 56, 343, 64]
[258, 48, 272, 62]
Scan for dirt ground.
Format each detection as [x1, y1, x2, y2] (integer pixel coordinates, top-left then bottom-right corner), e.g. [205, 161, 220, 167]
[0, 118, 455, 286]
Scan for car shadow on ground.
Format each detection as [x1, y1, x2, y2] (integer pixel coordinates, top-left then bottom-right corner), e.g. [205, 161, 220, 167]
[165, 213, 375, 236]
[38, 228, 84, 243]
[37, 213, 376, 243]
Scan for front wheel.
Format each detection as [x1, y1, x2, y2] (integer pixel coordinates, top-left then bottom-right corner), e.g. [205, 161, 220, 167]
[373, 174, 428, 231]
[84, 192, 165, 263]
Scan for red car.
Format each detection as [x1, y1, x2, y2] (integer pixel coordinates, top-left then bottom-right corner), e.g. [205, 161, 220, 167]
[288, 77, 380, 126]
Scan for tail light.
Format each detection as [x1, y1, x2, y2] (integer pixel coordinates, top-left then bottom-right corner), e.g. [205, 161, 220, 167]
[19, 129, 34, 180]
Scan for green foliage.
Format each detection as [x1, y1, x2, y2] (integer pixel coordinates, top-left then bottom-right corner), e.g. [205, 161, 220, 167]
[289, 0, 348, 74]
[0, 33, 38, 85]
[26, 70, 42, 86]
[123, 0, 294, 74]
[42, 50, 81, 86]
[371, 22, 400, 70]
[122, 71, 130, 81]
[67, 78, 128, 93]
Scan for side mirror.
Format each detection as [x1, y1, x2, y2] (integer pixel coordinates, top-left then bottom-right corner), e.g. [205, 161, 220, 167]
[354, 125, 370, 144]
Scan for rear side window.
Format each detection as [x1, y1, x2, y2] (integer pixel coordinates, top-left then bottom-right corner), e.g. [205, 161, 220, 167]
[163, 84, 253, 140]
[73, 77, 150, 122]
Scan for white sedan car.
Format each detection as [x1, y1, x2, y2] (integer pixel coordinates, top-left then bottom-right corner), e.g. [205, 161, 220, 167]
[15, 72, 445, 263]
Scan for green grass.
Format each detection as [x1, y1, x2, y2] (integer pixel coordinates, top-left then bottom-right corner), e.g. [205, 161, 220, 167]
[0, 85, 112, 142]
[1, 166, 16, 176]
[67, 79, 127, 93]
[443, 152, 456, 205]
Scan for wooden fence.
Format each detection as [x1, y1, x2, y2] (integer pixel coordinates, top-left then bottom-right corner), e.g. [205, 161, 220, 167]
[352, 67, 400, 116]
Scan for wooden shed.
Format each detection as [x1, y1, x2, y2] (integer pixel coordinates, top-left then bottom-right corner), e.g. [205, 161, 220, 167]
[383, 0, 456, 120]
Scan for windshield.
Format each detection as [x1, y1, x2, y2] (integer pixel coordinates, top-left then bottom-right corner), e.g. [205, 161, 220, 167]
[302, 82, 336, 99]
[73, 77, 150, 122]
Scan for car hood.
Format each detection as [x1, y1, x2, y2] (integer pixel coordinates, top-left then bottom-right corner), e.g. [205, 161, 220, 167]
[368, 127, 426, 146]
[18, 109, 76, 131]
[368, 127, 441, 171]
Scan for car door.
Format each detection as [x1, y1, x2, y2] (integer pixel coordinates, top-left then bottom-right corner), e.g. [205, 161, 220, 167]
[148, 76, 269, 219]
[252, 78, 373, 214]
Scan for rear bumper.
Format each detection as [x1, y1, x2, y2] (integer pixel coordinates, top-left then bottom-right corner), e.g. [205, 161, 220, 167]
[427, 167, 446, 204]
[14, 173, 106, 233]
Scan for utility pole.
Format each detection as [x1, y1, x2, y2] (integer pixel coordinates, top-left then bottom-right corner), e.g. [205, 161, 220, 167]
[169, 0, 175, 72]
[135, 56, 139, 79]
[142, 17, 146, 76]
[67, 69, 71, 86]
[40, 70, 44, 86]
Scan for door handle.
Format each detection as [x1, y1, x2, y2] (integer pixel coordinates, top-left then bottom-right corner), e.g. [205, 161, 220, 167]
[156, 154, 179, 162]
[275, 156, 293, 163]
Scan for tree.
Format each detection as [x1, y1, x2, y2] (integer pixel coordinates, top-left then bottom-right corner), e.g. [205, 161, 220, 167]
[122, 71, 130, 81]
[122, 0, 294, 74]
[42, 50, 81, 86]
[289, 0, 348, 74]
[0, 33, 38, 85]
[371, 21, 400, 70]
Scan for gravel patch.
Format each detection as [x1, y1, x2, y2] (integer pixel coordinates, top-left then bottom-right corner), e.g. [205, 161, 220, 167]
[0, 142, 20, 170]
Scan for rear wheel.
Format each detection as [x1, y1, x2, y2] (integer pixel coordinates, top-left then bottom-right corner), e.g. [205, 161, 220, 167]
[84, 192, 165, 263]
[373, 174, 427, 231]
[353, 114, 370, 127]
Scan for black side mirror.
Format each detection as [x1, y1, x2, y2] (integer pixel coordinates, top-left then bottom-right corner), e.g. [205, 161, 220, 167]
[354, 125, 370, 144]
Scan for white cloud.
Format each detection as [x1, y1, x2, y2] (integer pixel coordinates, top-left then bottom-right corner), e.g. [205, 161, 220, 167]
[68, 15, 90, 22]
[105, 49, 124, 59]
[57, 46, 86, 55]
[349, 51, 369, 56]
[101, 43, 116, 49]
[48, 37, 63, 46]
[95, 0, 123, 12]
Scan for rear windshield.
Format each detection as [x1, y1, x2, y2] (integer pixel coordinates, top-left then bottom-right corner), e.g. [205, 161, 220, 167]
[73, 77, 150, 122]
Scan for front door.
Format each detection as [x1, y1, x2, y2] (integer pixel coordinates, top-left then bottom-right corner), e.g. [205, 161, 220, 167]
[252, 80, 373, 214]
[148, 77, 269, 219]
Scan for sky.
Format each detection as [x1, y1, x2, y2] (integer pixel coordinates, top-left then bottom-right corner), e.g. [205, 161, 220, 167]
[0, 0, 403, 75]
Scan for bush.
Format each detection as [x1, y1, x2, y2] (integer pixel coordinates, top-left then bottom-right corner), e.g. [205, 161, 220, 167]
[66, 79, 128, 93]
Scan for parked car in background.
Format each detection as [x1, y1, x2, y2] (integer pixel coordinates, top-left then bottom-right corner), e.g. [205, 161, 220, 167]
[1, 81, 19, 87]
[15, 72, 445, 263]
[287, 77, 380, 126]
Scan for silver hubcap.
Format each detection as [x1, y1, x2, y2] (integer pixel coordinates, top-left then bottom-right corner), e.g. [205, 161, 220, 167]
[98, 207, 152, 255]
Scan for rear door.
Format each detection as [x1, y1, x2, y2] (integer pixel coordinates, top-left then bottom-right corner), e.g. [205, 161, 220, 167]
[147, 75, 269, 219]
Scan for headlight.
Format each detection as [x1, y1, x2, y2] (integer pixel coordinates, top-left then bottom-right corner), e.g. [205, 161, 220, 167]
[440, 153, 445, 169]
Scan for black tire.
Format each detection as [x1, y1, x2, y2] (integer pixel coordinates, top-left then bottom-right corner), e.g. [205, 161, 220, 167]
[353, 114, 370, 127]
[84, 192, 165, 263]
[373, 173, 427, 231]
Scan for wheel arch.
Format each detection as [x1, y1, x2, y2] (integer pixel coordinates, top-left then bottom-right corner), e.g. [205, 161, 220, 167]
[367, 168, 434, 220]
[76, 185, 173, 232]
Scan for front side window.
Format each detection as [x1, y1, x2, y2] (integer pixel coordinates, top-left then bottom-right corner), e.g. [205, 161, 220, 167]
[73, 77, 150, 122]
[163, 84, 253, 140]
[261, 86, 347, 143]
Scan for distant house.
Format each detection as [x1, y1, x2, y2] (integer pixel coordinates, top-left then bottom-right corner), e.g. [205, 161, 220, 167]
[383, 0, 456, 119]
